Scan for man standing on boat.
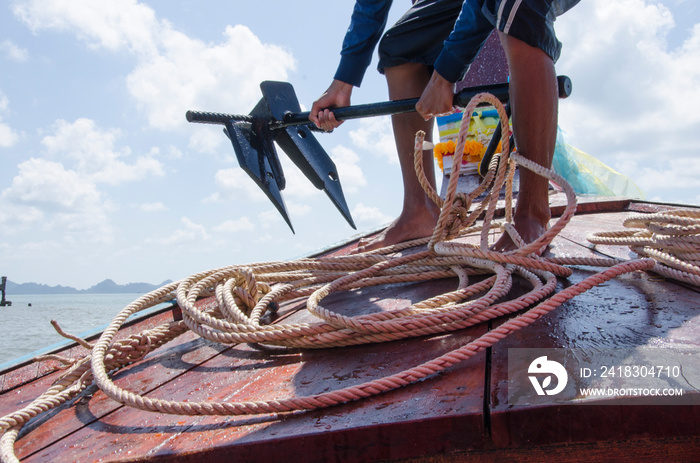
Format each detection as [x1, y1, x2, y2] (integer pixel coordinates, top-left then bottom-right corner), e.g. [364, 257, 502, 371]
[310, 0, 579, 253]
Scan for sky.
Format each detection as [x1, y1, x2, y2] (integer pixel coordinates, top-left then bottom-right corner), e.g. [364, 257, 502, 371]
[0, 0, 698, 290]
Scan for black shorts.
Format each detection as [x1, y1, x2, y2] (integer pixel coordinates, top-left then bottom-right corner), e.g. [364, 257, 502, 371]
[378, 0, 578, 74]
[481, 0, 579, 63]
[377, 0, 463, 74]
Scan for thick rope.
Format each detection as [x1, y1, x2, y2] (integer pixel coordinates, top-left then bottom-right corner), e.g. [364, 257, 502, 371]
[0, 93, 672, 463]
[588, 208, 700, 287]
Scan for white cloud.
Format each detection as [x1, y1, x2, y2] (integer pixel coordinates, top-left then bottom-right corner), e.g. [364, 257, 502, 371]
[139, 202, 167, 212]
[166, 145, 183, 159]
[330, 145, 367, 193]
[0, 158, 112, 240]
[276, 150, 325, 199]
[13, 0, 159, 55]
[213, 217, 255, 233]
[41, 118, 164, 184]
[0, 123, 19, 148]
[258, 209, 287, 230]
[0, 117, 165, 239]
[0, 40, 28, 62]
[556, 0, 700, 160]
[289, 202, 312, 217]
[14, 0, 297, 130]
[188, 126, 225, 155]
[254, 232, 275, 244]
[159, 217, 209, 245]
[0, 91, 19, 148]
[127, 25, 296, 129]
[349, 116, 397, 164]
[3, 158, 101, 212]
[553, 0, 700, 201]
[351, 203, 392, 226]
[0, 200, 43, 230]
[619, 155, 700, 191]
[205, 167, 268, 203]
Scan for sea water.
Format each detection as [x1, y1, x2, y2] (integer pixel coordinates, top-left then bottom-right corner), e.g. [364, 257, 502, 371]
[0, 293, 172, 368]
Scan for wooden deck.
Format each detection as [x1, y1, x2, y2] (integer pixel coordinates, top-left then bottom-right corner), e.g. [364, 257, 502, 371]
[1, 197, 699, 462]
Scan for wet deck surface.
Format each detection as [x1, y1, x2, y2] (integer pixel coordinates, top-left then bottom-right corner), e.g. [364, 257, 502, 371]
[1, 198, 699, 462]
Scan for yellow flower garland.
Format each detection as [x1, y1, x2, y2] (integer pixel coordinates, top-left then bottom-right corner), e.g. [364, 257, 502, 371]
[433, 139, 501, 171]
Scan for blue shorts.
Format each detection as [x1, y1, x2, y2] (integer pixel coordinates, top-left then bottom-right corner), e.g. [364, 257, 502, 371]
[378, 0, 578, 76]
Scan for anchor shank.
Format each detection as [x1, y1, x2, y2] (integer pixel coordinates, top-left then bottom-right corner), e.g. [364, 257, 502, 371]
[278, 76, 570, 128]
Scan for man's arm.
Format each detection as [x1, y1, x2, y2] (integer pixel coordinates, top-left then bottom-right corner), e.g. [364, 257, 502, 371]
[417, 0, 493, 119]
[310, 0, 392, 130]
[334, 0, 393, 87]
[415, 71, 455, 120]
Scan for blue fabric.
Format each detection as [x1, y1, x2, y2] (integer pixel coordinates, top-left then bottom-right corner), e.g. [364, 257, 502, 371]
[335, 0, 393, 87]
[334, 0, 579, 87]
[436, 0, 580, 82]
[433, 1, 494, 83]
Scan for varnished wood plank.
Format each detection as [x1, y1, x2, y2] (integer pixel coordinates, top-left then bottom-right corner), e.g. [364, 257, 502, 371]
[554, 211, 640, 261]
[13, 331, 227, 460]
[20, 279, 489, 462]
[487, 217, 700, 450]
[24, 334, 488, 462]
[627, 201, 700, 214]
[391, 436, 700, 463]
[149, 332, 487, 462]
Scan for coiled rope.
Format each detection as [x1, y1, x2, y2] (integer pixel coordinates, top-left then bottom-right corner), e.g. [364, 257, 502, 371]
[0, 91, 672, 463]
[588, 209, 700, 287]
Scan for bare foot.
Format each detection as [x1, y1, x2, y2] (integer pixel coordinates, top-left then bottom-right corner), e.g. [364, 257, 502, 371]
[353, 205, 439, 254]
[491, 215, 550, 254]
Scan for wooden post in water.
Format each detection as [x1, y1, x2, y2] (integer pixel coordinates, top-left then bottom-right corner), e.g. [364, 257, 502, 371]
[0, 276, 11, 307]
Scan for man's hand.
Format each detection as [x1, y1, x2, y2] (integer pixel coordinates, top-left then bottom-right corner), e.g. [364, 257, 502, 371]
[310, 79, 354, 131]
[416, 71, 455, 121]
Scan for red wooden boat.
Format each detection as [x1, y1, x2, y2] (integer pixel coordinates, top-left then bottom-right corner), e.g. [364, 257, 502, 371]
[1, 191, 698, 462]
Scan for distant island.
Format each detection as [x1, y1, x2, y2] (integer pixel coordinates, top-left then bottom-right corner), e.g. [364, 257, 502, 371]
[5, 279, 173, 295]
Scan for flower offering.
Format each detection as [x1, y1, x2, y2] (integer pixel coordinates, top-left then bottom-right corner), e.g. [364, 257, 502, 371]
[433, 107, 507, 175]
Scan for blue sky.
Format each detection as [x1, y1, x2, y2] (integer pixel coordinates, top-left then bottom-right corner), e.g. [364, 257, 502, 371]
[1, 0, 698, 289]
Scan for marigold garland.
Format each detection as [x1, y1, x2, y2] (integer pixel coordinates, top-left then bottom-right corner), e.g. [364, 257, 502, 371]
[433, 138, 501, 171]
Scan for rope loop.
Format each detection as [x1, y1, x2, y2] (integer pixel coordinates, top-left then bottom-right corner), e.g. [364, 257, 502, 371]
[589, 208, 700, 286]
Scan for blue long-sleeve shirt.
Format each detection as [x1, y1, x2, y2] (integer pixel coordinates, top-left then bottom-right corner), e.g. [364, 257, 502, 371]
[334, 0, 394, 87]
[334, 0, 491, 86]
[334, 0, 578, 86]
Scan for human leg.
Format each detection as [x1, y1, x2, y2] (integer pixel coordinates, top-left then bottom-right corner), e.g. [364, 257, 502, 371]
[355, 0, 464, 253]
[492, 31, 558, 252]
[354, 62, 441, 253]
